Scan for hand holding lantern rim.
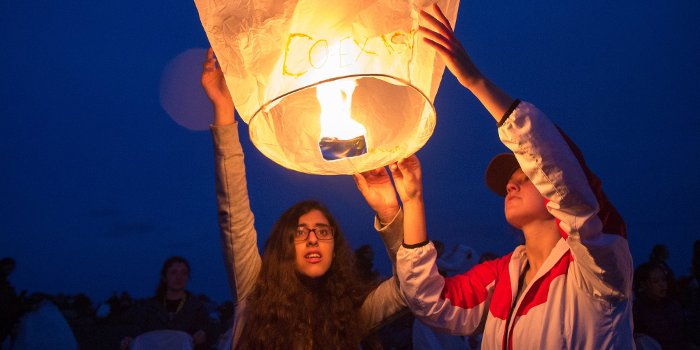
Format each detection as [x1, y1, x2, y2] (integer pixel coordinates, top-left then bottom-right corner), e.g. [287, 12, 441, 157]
[354, 154, 425, 243]
[418, 4, 482, 91]
[201, 47, 236, 126]
[389, 155, 423, 205]
[353, 167, 401, 224]
[419, 4, 515, 122]
[389, 154, 426, 245]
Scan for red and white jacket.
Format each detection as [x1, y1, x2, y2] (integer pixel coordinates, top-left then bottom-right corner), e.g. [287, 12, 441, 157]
[397, 102, 634, 349]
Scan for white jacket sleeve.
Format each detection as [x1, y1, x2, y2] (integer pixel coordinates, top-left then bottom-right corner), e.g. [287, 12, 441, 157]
[498, 102, 633, 301]
[397, 242, 503, 336]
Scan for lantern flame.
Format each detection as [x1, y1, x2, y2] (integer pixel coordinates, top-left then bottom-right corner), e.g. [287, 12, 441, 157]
[317, 78, 366, 140]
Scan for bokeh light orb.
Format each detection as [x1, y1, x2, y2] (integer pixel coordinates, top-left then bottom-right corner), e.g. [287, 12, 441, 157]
[159, 48, 213, 131]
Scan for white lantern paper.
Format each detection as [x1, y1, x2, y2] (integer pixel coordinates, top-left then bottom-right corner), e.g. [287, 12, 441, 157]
[195, 0, 460, 174]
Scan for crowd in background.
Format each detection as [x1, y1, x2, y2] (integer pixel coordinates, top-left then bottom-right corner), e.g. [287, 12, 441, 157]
[1, 240, 699, 349]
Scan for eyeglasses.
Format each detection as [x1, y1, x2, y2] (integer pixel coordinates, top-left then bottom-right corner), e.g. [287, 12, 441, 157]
[294, 225, 335, 242]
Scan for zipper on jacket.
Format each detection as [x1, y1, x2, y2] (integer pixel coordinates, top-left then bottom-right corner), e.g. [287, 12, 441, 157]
[502, 297, 517, 349]
[502, 266, 528, 349]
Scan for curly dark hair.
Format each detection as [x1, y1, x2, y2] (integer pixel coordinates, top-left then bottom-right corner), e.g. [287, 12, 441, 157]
[238, 200, 374, 349]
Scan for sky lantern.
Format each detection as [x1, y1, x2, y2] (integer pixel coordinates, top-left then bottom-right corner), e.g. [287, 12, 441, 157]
[195, 0, 460, 174]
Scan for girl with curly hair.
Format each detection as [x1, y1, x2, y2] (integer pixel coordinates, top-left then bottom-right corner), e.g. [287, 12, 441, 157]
[201, 48, 407, 349]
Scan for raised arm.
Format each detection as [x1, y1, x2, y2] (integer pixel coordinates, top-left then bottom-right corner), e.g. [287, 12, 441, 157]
[393, 155, 499, 335]
[202, 48, 261, 303]
[353, 167, 403, 260]
[202, 48, 234, 126]
[389, 156, 425, 246]
[352, 166, 406, 331]
[423, 4, 632, 299]
[419, 4, 514, 122]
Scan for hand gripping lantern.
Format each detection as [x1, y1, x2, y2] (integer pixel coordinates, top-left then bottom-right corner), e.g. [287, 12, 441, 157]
[195, 0, 459, 174]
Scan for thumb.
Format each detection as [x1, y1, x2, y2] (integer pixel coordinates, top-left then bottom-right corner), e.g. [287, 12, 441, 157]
[352, 173, 368, 192]
[396, 157, 414, 179]
[389, 162, 403, 180]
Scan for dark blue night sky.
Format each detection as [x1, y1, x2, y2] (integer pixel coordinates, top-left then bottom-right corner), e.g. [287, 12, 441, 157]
[2, 1, 699, 303]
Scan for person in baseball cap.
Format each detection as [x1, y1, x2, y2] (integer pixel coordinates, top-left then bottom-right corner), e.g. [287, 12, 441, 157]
[393, 4, 634, 348]
[484, 133, 627, 237]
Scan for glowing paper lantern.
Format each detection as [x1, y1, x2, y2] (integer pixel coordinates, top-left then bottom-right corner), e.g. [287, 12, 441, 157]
[195, 0, 460, 174]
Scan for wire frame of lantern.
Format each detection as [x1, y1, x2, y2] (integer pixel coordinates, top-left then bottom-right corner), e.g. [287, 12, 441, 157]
[195, 0, 460, 174]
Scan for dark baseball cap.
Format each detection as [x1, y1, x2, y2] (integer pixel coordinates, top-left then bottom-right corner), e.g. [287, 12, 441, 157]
[485, 153, 521, 197]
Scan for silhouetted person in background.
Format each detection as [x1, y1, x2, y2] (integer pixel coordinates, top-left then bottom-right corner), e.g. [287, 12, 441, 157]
[649, 244, 677, 298]
[678, 240, 700, 348]
[352, 244, 405, 350]
[478, 252, 498, 264]
[355, 244, 381, 285]
[633, 262, 689, 349]
[72, 293, 94, 320]
[120, 256, 210, 350]
[105, 291, 134, 325]
[436, 243, 478, 277]
[649, 244, 670, 266]
[216, 300, 235, 338]
[1, 257, 22, 347]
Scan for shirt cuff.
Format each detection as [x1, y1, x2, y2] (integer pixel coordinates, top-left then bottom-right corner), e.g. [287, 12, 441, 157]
[497, 99, 521, 127]
[402, 240, 430, 249]
[374, 208, 402, 232]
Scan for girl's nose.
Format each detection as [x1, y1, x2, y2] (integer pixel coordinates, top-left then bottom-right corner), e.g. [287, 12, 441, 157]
[506, 181, 518, 194]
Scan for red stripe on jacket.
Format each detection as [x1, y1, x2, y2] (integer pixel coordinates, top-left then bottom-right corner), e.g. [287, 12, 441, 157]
[516, 251, 573, 317]
[505, 251, 573, 350]
[441, 253, 513, 320]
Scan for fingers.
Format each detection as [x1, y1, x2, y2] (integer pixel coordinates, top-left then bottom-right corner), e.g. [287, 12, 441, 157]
[399, 154, 420, 168]
[388, 162, 403, 181]
[418, 26, 452, 50]
[429, 3, 453, 32]
[423, 37, 455, 61]
[367, 167, 386, 177]
[394, 155, 422, 188]
[204, 48, 214, 66]
[352, 173, 368, 192]
[418, 6, 462, 61]
[419, 5, 455, 40]
[419, 28, 456, 61]
[203, 47, 219, 72]
[397, 155, 418, 177]
[360, 166, 392, 184]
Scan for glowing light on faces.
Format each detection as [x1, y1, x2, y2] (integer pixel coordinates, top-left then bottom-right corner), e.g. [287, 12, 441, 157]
[294, 224, 335, 242]
[504, 169, 551, 228]
[294, 210, 335, 278]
